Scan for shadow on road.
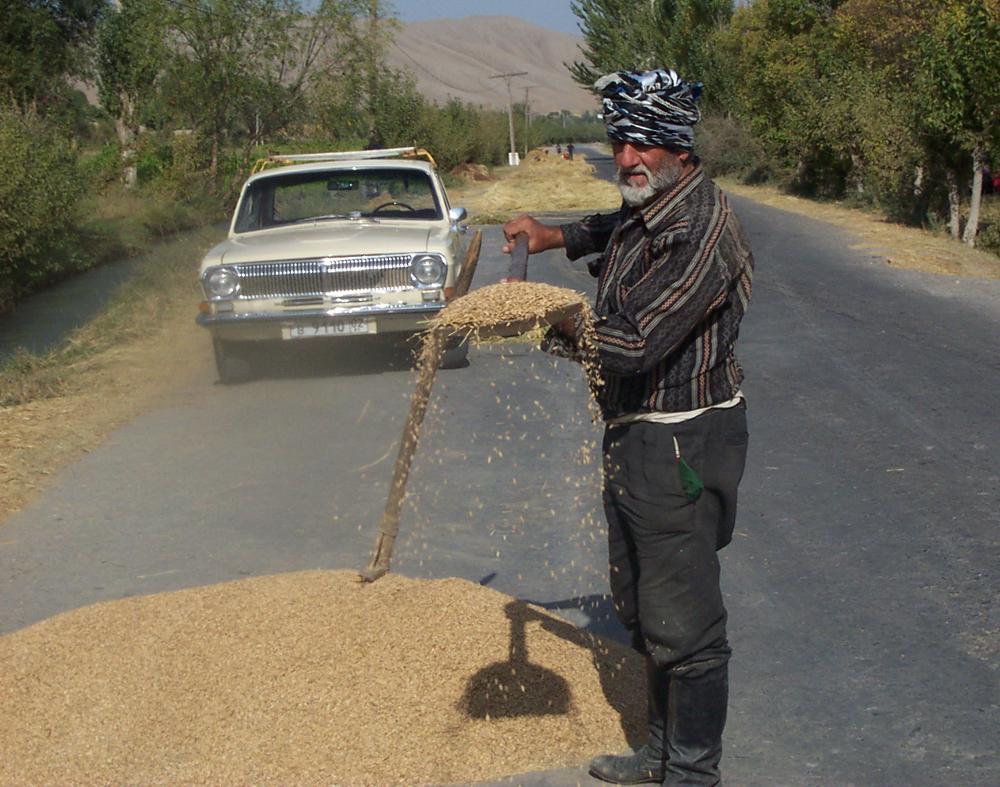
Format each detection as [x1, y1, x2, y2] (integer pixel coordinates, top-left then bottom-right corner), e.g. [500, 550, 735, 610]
[226, 335, 426, 382]
[458, 600, 644, 747]
[532, 593, 631, 647]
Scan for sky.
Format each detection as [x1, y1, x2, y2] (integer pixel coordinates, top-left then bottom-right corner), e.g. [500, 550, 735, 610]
[388, 0, 582, 36]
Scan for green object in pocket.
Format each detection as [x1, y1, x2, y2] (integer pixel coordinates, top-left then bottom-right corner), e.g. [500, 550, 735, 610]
[673, 436, 703, 501]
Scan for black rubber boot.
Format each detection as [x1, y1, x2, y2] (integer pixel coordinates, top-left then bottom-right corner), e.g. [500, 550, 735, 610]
[588, 657, 668, 785]
[662, 661, 728, 786]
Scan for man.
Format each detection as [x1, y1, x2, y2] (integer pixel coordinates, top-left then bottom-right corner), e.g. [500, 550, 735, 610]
[503, 69, 754, 786]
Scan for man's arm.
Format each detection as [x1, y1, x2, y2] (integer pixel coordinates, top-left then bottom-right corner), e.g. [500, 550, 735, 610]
[502, 211, 620, 263]
[501, 215, 566, 254]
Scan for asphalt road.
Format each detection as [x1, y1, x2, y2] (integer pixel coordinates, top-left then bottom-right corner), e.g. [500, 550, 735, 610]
[1, 150, 998, 786]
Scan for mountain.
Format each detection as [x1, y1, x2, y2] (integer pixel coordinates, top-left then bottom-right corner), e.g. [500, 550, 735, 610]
[386, 15, 599, 115]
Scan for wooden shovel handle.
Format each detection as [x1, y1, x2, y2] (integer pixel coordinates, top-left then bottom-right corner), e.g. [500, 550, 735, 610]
[506, 233, 529, 282]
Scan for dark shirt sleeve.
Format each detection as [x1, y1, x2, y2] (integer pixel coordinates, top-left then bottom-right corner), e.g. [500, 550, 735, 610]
[559, 209, 622, 265]
[593, 231, 733, 376]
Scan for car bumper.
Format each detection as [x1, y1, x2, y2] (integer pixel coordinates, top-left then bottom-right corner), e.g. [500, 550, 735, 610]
[197, 303, 443, 341]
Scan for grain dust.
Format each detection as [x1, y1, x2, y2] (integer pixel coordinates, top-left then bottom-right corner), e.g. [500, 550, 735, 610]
[0, 570, 643, 785]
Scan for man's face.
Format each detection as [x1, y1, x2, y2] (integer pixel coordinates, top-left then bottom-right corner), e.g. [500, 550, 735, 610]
[613, 141, 688, 207]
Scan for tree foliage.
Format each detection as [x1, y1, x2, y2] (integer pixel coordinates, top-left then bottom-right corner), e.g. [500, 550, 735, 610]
[0, 104, 86, 305]
[571, 0, 1000, 244]
[97, 0, 167, 142]
[0, 0, 106, 109]
[569, 0, 732, 95]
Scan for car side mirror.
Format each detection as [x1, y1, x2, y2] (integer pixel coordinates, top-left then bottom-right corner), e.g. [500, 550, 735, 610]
[448, 206, 467, 224]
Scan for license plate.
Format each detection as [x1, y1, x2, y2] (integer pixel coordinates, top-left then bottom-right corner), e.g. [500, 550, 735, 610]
[282, 318, 371, 339]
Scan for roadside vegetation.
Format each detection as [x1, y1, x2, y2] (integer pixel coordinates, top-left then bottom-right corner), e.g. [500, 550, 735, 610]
[0, 0, 601, 313]
[573, 0, 1000, 256]
[3, 1, 997, 315]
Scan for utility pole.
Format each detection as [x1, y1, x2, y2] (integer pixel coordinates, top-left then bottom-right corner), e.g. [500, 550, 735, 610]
[522, 85, 540, 158]
[366, 0, 384, 148]
[489, 71, 527, 165]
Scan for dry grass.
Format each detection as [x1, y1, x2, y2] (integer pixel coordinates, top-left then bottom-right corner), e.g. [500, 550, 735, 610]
[450, 149, 621, 223]
[0, 570, 644, 785]
[718, 178, 1000, 279]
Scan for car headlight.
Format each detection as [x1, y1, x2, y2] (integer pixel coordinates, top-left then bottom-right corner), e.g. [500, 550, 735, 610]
[206, 267, 239, 298]
[411, 255, 446, 287]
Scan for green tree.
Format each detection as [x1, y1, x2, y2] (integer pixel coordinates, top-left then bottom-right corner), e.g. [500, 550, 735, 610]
[311, 0, 400, 148]
[569, 0, 662, 86]
[569, 0, 732, 93]
[0, 0, 107, 109]
[913, 0, 1000, 245]
[314, 65, 425, 149]
[156, 0, 361, 184]
[0, 104, 85, 305]
[97, 0, 168, 186]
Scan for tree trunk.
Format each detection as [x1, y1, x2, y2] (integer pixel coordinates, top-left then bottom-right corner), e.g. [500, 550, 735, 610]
[946, 168, 961, 240]
[913, 164, 924, 198]
[366, 0, 381, 147]
[209, 135, 219, 186]
[115, 97, 137, 190]
[849, 153, 865, 195]
[963, 142, 985, 247]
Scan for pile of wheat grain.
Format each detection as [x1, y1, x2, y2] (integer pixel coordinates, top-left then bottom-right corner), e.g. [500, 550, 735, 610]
[0, 571, 643, 785]
[433, 281, 587, 335]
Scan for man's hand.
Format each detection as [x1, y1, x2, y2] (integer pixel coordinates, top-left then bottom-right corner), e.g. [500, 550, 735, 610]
[502, 214, 566, 254]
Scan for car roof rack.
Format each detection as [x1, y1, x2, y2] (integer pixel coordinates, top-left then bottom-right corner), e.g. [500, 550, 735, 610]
[250, 147, 437, 174]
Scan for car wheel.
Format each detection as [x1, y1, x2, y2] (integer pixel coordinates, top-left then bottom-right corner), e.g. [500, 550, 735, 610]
[439, 335, 470, 369]
[213, 338, 254, 384]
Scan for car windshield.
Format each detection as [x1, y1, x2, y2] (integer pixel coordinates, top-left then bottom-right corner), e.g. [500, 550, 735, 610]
[234, 167, 443, 232]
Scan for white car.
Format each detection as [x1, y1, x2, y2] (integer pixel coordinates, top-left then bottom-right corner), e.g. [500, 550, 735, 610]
[197, 148, 470, 382]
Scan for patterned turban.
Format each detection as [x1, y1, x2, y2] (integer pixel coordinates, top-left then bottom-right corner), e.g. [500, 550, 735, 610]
[595, 69, 703, 151]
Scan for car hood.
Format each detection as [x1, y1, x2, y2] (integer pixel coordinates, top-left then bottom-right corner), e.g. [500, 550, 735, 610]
[215, 222, 437, 266]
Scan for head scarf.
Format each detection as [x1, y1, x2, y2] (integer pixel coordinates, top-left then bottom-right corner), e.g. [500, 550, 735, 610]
[595, 69, 702, 151]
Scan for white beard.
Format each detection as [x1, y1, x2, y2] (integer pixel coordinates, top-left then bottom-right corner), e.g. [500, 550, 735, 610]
[617, 159, 683, 207]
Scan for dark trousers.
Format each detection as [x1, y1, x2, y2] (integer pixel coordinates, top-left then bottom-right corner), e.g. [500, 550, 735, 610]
[602, 403, 748, 670]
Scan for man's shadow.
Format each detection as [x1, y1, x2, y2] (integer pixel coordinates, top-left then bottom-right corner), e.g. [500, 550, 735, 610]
[457, 598, 645, 747]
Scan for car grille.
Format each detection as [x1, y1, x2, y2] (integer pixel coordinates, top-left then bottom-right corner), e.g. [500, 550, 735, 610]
[233, 255, 412, 299]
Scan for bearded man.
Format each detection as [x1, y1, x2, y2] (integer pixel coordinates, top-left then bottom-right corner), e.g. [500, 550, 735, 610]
[503, 69, 755, 786]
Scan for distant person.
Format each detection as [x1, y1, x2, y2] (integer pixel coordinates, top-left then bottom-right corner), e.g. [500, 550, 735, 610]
[556, 143, 562, 156]
[566, 142, 575, 160]
[503, 67, 754, 786]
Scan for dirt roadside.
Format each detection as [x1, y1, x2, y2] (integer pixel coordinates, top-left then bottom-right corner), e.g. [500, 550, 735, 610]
[1, 157, 997, 524]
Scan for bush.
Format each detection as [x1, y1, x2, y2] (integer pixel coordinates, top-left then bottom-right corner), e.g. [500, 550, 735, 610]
[977, 215, 1000, 257]
[0, 105, 87, 308]
[697, 113, 778, 184]
[80, 142, 123, 188]
[140, 196, 215, 239]
[413, 99, 510, 170]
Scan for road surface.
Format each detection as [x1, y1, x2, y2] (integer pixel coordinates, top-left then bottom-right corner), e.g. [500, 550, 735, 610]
[1, 151, 997, 785]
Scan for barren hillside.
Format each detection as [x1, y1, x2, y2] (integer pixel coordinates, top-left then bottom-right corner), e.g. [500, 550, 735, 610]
[387, 15, 598, 115]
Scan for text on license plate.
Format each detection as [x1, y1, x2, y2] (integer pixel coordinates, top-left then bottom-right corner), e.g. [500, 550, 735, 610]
[282, 318, 372, 339]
